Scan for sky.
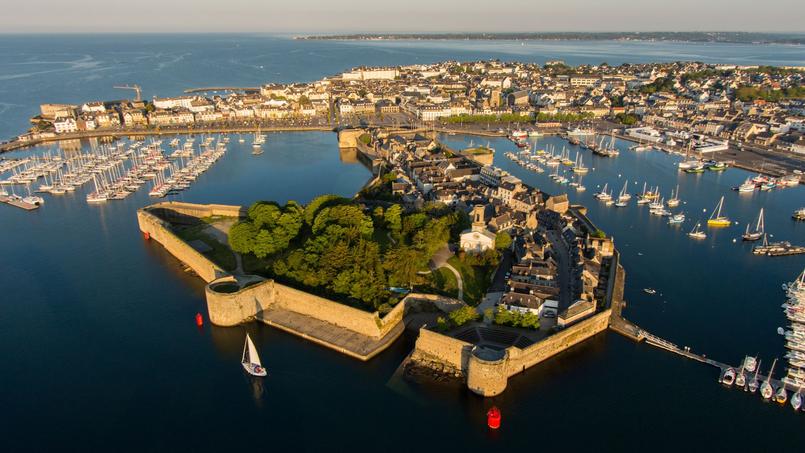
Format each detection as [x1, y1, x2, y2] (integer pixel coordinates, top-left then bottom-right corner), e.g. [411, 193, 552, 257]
[1, 0, 804, 33]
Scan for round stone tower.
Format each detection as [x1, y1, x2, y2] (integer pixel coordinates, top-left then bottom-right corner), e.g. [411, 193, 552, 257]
[466, 346, 509, 397]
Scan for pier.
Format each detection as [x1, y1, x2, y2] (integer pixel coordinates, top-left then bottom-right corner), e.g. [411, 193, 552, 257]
[611, 311, 804, 397]
[0, 194, 39, 210]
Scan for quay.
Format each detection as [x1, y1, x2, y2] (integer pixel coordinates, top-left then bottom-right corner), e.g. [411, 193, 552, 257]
[602, 131, 804, 182]
[0, 194, 39, 210]
[0, 125, 334, 153]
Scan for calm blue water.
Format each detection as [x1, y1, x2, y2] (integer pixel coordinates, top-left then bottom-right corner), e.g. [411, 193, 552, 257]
[1, 35, 805, 451]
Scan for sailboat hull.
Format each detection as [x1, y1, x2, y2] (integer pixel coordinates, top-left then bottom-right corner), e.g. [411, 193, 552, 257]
[242, 362, 267, 377]
[707, 219, 731, 227]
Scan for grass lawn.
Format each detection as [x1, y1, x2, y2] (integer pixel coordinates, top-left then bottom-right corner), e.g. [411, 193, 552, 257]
[424, 267, 459, 299]
[175, 223, 237, 271]
[447, 256, 494, 306]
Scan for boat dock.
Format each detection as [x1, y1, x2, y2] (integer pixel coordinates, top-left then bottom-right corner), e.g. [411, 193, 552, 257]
[0, 194, 39, 210]
[611, 313, 803, 396]
[753, 242, 805, 257]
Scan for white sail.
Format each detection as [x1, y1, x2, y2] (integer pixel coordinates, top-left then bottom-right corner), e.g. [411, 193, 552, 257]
[244, 333, 262, 367]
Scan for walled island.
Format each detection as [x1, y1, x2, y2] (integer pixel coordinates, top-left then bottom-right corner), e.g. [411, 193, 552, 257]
[138, 128, 625, 396]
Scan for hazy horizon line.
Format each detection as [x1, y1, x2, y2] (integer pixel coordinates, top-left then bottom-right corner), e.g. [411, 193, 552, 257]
[0, 30, 804, 35]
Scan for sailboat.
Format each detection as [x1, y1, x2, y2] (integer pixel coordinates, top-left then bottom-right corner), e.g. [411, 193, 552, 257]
[760, 358, 776, 400]
[616, 180, 631, 205]
[666, 185, 681, 208]
[688, 222, 706, 240]
[742, 208, 764, 241]
[706, 196, 731, 227]
[572, 153, 588, 174]
[242, 333, 267, 377]
[735, 364, 746, 388]
[748, 359, 761, 393]
[594, 183, 611, 201]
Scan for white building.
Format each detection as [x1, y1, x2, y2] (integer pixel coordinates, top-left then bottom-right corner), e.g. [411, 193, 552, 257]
[152, 96, 195, 110]
[54, 117, 78, 134]
[342, 67, 399, 81]
[626, 127, 663, 143]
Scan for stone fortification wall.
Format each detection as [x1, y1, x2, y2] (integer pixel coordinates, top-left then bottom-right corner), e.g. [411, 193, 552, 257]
[206, 277, 273, 326]
[137, 207, 227, 283]
[409, 309, 611, 396]
[504, 309, 610, 376]
[146, 201, 245, 221]
[467, 349, 509, 397]
[410, 328, 473, 377]
[270, 283, 388, 338]
[337, 129, 366, 148]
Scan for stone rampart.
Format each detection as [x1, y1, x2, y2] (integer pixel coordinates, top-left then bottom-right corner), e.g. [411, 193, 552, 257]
[410, 309, 611, 396]
[137, 207, 228, 283]
[270, 282, 387, 338]
[467, 348, 509, 396]
[410, 328, 473, 376]
[206, 276, 273, 326]
[504, 309, 611, 375]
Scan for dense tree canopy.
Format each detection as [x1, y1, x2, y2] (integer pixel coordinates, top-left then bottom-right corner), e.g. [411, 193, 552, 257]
[229, 201, 303, 258]
[233, 195, 462, 310]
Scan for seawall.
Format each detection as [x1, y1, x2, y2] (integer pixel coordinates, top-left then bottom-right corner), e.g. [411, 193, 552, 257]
[411, 309, 612, 396]
[138, 201, 463, 360]
[136, 202, 241, 282]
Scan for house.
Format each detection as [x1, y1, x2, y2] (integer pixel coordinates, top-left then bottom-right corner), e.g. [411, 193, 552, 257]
[545, 194, 569, 214]
[53, 117, 78, 134]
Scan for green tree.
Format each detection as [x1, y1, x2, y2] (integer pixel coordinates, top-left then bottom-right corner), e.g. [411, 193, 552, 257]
[495, 232, 513, 250]
[304, 194, 346, 226]
[228, 221, 259, 254]
[384, 204, 402, 234]
[384, 245, 428, 287]
[448, 305, 480, 327]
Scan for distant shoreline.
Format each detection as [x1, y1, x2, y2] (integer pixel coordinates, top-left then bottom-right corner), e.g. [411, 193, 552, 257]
[296, 32, 805, 45]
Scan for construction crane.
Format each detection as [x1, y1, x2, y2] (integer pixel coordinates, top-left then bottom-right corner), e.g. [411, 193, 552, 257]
[113, 84, 142, 102]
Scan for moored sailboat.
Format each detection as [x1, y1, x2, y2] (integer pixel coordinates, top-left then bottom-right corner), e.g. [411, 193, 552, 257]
[688, 222, 706, 240]
[742, 208, 764, 241]
[706, 196, 731, 227]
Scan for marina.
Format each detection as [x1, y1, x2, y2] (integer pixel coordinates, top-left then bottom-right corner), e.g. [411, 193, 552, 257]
[0, 135, 230, 210]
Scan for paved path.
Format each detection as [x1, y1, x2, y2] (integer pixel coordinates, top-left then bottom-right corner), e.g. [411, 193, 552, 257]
[477, 291, 503, 321]
[442, 263, 464, 301]
[429, 244, 464, 301]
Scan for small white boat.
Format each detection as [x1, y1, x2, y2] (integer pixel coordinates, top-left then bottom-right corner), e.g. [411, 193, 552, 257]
[721, 368, 736, 386]
[242, 333, 267, 377]
[643, 288, 657, 295]
[688, 222, 706, 240]
[775, 386, 788, 404]
[792, 389, 803, 411]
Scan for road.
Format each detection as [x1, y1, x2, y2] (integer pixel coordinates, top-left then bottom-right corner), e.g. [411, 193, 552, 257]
[546, 229, 573, 310]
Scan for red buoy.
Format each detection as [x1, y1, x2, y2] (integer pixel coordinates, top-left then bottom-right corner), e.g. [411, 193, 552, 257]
[142, 231, 150, 240]
[487, 406, 501, 429]
[195, 312, 204, 327]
